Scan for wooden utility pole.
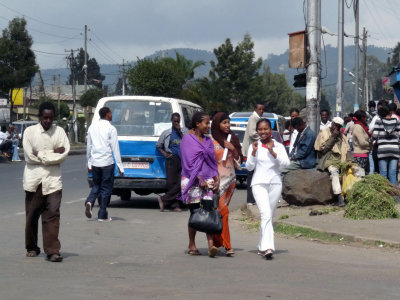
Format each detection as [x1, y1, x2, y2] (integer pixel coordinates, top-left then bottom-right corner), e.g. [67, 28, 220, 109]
[361, 27, 367, 106]
[37, 68, 46, 98]
[306, 0, 321, 132]
[57, 74, 61, 119]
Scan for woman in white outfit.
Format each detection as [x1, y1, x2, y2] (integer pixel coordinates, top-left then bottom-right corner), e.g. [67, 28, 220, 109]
[245, 118, 290, 259]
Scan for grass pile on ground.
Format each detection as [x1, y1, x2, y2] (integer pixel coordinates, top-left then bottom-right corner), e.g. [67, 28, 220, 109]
[344, 174, 399, 220]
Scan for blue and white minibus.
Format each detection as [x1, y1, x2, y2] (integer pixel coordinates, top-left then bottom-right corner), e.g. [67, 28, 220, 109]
[89, 96, 202, 201]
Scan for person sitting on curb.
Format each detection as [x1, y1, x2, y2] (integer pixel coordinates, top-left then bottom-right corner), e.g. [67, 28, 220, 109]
[314, 117, 350, 207]
[0, 125, 13, 158]
[281, 117, 316, 174]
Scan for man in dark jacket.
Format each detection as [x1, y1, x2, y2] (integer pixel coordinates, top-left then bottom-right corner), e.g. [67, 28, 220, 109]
[281, 118, 316, 174]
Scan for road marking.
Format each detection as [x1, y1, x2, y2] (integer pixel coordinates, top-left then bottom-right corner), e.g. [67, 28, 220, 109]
[15, 212, 25, 216]
[64, 198, 85, 204]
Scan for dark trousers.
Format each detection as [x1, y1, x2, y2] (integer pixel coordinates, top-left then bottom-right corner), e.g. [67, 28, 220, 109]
[86, 164, 115, 219]
[246, 170, 256, 204]
[25, 184, 62, 256]
[161, 155, 181, 208]
[0, 140, 13, 156]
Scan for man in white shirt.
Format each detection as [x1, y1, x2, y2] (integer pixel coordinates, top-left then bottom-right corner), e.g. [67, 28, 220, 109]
[242, 103, 264, 206]
[23, 102, 70, 262]
[85, 107, 124, 222]
[320, 109, 332, 131]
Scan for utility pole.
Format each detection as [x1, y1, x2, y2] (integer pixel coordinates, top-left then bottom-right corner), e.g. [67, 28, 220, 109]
[67, 49, 78, 143]
[306, 0, 321, 133]
[354, 0, 360, 111]
[57, 74, 61, 120]
[122, 59, 126, 96]
[336, 0, 344, 117]
[361, 27, 367, 107]
[84, 25, 88, 92]
[37, 67, 46, 98]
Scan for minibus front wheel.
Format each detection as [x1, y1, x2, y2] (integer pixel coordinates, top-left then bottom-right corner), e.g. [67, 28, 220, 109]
[120, 189, 131, 201]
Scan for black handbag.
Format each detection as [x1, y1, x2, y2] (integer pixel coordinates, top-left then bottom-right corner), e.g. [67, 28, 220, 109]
[189, 195, 223, 234]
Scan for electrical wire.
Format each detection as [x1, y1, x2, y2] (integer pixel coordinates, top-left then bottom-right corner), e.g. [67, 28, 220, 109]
[0, 1, 81, 31]
[345, 0, 354, 9]
[88, 39, 118, 64]
[32, 49, 67, 56]
[362, 0, 390, 45]
[90, 29, 123, 60]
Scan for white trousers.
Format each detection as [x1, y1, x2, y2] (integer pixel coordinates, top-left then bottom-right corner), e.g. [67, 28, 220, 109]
[252, 183, 282, 251]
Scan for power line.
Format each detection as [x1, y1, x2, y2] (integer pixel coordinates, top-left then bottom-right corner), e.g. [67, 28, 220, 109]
[90, 29, 123, 60]
[32, 49, 67, 56]
[0, 1, 81, 31]
[362, 0, 390, 44]
[88, 39, 118, 64]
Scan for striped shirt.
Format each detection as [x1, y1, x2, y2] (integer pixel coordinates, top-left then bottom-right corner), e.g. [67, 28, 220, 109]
[372, 118, 400, 159]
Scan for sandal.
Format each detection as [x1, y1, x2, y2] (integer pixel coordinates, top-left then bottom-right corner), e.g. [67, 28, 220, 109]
[47, 254, 63, 262]
[26, 250, 38, 257]
[187, 249, 201, 256]
[208, 246, 219, 258]
[225, 249, 235, 256]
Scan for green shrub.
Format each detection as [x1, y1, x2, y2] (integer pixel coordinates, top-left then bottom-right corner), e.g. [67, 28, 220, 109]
[344, 174, 399, 220]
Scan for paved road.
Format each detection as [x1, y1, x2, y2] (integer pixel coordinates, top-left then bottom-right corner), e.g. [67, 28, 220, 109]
[1, 156, 400, 299]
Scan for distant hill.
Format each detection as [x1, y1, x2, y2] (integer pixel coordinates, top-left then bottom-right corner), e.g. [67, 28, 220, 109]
[40, 45, 391, 101]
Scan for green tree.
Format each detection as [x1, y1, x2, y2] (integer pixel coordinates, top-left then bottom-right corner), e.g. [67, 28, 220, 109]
[174, 52, 205, 82]
[68, 48, 105, 88]
[0, 17, 37, 119]
[367, 55, 393, 101]
[127, 57, 185, 97]
[207, 34, 265, 111]
[33, 96, 70, 120]
[80, 88, 103, 108]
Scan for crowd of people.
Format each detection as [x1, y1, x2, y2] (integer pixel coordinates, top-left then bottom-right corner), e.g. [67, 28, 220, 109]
[20, 99, 400, 263]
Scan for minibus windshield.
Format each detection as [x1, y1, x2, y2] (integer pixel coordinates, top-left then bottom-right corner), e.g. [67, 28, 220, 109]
[106, 100, 172, 136]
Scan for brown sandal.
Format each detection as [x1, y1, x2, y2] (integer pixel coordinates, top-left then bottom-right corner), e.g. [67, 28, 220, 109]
[26, 250, 38, 257]
[187, 249, 201, 256]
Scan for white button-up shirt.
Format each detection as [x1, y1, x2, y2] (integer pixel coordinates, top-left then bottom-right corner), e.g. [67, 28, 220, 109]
[320, 120, 332, 131]
[86, 119, 124, 172]
[23, 123, 70, 195]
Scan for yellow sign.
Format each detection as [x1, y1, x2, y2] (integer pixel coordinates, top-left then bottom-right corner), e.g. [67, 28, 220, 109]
[12, 88, 24, 106]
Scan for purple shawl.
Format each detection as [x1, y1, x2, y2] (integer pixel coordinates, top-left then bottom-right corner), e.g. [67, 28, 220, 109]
[180, 134, 219, 201]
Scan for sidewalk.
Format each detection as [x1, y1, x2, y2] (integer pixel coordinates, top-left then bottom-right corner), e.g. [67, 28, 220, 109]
[246, 201, 400, 247]
[0, 145, 86, 163]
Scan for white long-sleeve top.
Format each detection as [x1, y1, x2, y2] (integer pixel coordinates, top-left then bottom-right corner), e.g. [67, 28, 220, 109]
[246, 140, 290, 186]
[87, 119, 124, 172]
[23, 123, 70, 195]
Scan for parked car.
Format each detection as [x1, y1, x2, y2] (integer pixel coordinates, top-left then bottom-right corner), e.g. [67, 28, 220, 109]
[229, 112, 285, 132]
[89, 96, 202, 201]
[231, 126, 283, 185]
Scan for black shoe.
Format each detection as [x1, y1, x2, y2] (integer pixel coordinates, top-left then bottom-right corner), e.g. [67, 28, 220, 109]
[85, 202, 92, 218]
[264, 249, 274, 260]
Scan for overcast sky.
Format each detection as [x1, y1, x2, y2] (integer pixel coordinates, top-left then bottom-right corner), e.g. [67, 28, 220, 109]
[0, 0, 398, 69]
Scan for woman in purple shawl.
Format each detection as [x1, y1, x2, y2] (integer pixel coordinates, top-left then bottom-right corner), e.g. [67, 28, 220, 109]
[180, 112, 220, 257]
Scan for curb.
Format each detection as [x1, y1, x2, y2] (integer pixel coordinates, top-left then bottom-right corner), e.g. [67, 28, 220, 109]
[242, 205, 400, 249]
[17, 147, 86, 160]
